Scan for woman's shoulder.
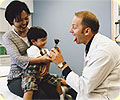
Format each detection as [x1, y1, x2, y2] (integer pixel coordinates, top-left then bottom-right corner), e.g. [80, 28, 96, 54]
[2, 31, 14, 38]
[2, 30, 21, 41]
[2, 31, 13, 41]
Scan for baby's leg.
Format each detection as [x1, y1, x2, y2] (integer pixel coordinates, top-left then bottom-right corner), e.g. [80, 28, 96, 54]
[57, 82, 64, 100]
[57, 82, 63, 95]
[23, 91, 33, 100]
[22, 65, 37, 100]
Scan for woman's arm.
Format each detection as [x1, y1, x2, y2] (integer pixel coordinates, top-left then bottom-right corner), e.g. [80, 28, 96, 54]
[2, 32, 29, 69]
[2, 32, 50, 69]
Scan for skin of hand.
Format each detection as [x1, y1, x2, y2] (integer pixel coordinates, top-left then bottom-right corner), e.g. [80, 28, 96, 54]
[40, 54, 51, 63]
[48, 48, 65, 65]
[58, 78, 68, 86]
[37, 54, 51, 72]
[29, 54, 51, 64]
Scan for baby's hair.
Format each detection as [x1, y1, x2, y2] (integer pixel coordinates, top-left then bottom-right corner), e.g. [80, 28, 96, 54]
[27, 26, 47, 45]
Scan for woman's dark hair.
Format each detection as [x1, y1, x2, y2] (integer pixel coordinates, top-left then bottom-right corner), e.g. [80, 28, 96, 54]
[27, 26, 47, 45]
[5, 0, 30, 25]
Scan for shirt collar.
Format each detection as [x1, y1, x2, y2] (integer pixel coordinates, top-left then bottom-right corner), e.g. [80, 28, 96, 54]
[85, 35, 95, 55]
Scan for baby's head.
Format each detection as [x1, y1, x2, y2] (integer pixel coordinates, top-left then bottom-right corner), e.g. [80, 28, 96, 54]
[27, 26, 47, 48]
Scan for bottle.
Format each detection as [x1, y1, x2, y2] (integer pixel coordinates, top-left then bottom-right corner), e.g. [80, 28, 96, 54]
[0, 44, 5, 55]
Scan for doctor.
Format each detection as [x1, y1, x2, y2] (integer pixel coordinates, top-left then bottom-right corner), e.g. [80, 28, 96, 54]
[48, 11, 120, 100]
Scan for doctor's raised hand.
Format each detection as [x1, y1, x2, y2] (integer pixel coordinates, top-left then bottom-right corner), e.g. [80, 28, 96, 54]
[48, 48, 68, 71]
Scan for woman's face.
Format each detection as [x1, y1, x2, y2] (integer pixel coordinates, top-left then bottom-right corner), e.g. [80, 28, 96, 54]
[13, 10, 29, 34]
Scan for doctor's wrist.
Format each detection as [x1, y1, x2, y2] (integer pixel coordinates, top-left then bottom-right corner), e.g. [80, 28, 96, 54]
[58, 61, 67, 70]
[62, 66, 72, 79]
[61, 63, 68, 71]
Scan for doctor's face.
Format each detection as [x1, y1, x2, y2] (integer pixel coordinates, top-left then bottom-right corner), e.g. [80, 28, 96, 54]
[69, 16, 86, 44]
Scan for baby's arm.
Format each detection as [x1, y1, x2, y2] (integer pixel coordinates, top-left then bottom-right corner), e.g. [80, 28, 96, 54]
[37, 54, 51, 72]
[27, 46, 50, 64]
[37, 54, 50, 63]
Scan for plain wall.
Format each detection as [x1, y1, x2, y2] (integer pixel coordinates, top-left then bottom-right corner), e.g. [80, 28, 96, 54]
[33, 0, 111, 76]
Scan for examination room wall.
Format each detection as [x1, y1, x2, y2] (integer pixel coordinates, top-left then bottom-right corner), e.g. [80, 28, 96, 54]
[32, 0, 111, 76]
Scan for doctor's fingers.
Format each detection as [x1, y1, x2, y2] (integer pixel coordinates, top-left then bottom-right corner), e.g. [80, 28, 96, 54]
[48, 50, 56, 58]
[58, 78, 68, 86]
[51, 47, 61, 53]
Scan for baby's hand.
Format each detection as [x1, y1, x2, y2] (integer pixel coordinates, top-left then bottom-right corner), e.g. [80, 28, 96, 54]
[43, 54, 52, 63]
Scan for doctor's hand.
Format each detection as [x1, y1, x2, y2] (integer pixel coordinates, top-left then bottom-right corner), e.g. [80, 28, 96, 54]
[58, 78, 68, 86]
[48, 48, 65, 65]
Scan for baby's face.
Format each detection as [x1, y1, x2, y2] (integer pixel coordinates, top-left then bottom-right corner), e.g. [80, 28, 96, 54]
[35, 36, 47, 48]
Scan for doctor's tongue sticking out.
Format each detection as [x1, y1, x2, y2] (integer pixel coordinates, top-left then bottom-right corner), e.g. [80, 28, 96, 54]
[73, 37, 77, 42]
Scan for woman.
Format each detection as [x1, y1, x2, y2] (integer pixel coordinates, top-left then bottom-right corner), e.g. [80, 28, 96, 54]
[2, 1, 60, 99]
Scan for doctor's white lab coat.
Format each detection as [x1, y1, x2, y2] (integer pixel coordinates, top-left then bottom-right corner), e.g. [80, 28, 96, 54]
[66, 33, 120, 100]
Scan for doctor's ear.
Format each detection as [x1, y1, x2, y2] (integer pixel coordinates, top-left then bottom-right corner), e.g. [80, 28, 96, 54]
[84, 27, 91, 36]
